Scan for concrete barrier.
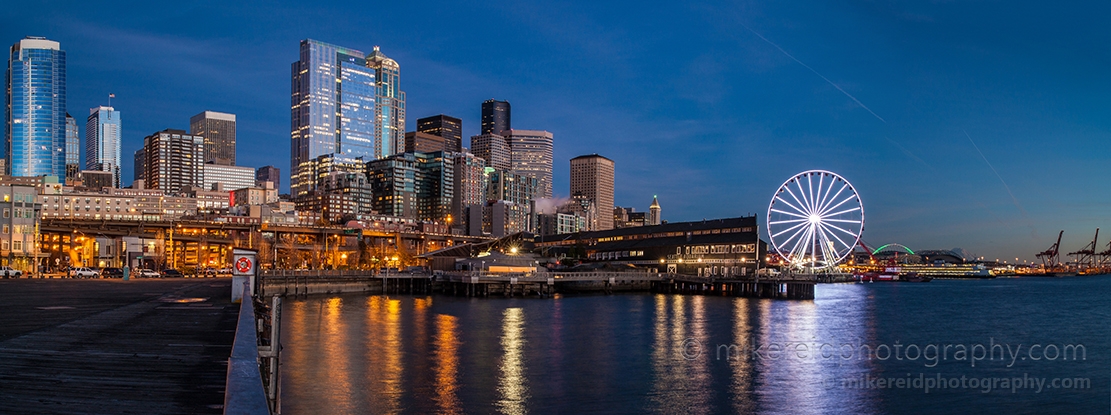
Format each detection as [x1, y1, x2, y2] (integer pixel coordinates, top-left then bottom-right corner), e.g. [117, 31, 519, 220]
[223, 287, 269, 415]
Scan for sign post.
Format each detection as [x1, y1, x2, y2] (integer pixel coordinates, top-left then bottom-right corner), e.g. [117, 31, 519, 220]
[231, 248, 258, 303]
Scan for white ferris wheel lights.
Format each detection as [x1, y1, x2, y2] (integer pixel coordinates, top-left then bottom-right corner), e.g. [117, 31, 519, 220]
[766, 170, 865, 268]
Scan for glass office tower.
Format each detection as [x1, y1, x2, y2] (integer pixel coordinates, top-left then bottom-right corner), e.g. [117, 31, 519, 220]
[290, 40, 406, 196]
[5, 37, 66, 178]
[86, 106, 122, 187]
[291, 39, 377, 196]
[366, 46, 405, 160]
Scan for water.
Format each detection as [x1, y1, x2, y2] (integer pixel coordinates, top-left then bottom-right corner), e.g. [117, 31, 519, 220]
[280, 277, 1111, 414]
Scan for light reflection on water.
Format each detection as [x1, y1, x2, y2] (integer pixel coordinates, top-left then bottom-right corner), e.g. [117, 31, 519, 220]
[433, 313, 460, 414]
[497, 308, 529, 414]
[280, 278, 1111, 414]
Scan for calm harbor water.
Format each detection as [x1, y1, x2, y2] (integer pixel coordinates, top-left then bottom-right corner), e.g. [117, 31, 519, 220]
[280, 276, 1110, 414]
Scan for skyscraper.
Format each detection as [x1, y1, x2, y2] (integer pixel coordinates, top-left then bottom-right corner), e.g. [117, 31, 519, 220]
[133, 148, 145, 184]
[505, 129, 554, 199]
[417, 114, 462, 153]
[290, 39, 405, 196]
[64, 113, 79, 184]
[481, 99, 511, 135]
[5, 37, 66, 178]
[570, 154, 615, 230]
[85, 106, 122, 187]
[189, 111, 236, 165]
[291, 39, 376, 196]
[142, 129, 204, 195]
[470, 134, 511, 171]
[366, 46, 406, 160]
[451, 152, 486, 228]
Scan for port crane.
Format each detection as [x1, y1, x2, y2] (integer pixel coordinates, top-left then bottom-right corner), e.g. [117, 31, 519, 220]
[1098, 240, 1111, 266]
[1067, 228, 1099, 268]
[1036, 230, 1064, 267]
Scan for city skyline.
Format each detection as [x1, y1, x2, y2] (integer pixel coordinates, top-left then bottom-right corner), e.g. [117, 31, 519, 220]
[2, 1, 1109, 261]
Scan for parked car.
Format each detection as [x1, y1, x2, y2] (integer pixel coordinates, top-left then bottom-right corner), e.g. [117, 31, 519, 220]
[0, 266, 22, 278]
[201, 267, 218, 277]
[161, 269, 184, 278]
[137, 268, 160, 278]
[70, 267, 100, 279]
[101, 267, 124, 278]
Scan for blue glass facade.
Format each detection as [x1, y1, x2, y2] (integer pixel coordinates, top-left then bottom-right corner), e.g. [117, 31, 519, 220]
[85, 106, 122, 188]
[291, 39, 379, 196]
[367, 46, 405, 160]
[290, 40, 407, 196]
[5, 37, 66, 179]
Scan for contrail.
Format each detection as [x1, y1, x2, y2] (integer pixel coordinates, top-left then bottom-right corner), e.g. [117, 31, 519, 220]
[964, 130, 1027, 216]
[739, 22, 886, 123]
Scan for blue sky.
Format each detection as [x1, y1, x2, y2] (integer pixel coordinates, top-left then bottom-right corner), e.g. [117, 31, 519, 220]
[4, 1, 1109, 261]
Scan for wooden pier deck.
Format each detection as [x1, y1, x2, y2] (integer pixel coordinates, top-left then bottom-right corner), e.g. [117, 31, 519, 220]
[0, 278, 239, 414]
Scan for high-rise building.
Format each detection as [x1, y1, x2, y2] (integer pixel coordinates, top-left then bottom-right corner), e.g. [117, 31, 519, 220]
[470, 134, 510, 171]
[481, 99, 511, 135]
[290, 40, 405, 196]
[649, 195, 661, 225]
[202, 164, 256, 191]
[256, 165, 280, 189]
[570, 154, 615, 230]
[484, 169, 538, 236]
[404, 131, 446, 153]
[6, 37, 66, 179]
[133, 149, 145, 184]
[415, 152, 454, 223]
[505, 129, 554, 199]
[416, 114, 462, 153]
[189, 111, 236, 165]
[85, 106, 122, 188]
[366, 46, 406, 160]
[142, 129, 204, 195]
[64, 113, 79, 184]
[290, 39, 376, 196]
[367, 153, 418, 218]
[451, 152, 486, 228]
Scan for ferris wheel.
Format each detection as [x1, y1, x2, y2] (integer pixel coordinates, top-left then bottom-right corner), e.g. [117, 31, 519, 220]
[767, 170, 864, 269]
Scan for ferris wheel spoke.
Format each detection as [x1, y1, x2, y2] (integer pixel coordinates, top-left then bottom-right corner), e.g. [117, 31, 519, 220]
[816, 226, 835, 265]
[817, 221, 853, 253]
[823, 218, 862, 224]
[772, 198, 808, 218]
[796, 228, 815, 265]
[816, 183, 846, 216]
[773, 218, 808, 225]
[771, 220, 809, 238]
[783, 185, 811, 215]
[822, 221, 861, 240]
[818, 194, 856, 217]
[823, 206, 861, 218]
[806, 224, 819, 264]
[787, 225, 812, 263]
[814, 173, 826, 216]
[769, 218, 808, 225]
[807, 174, 817, 214]
[794, 179, 813, 214]
[778, 222, 810, 250]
